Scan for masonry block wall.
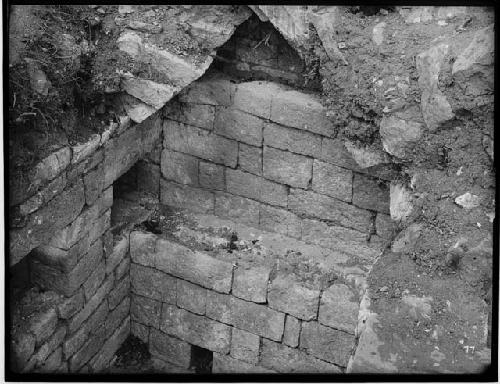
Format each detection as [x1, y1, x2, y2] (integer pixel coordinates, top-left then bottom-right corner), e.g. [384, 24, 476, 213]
[159, 75, 396, 261]
[214, 14, 310, 89]
[129, 230, 356, 373]
[10, 113, 162, 373]
[119, 73, 399, 373]
[9, 69, 398, 374]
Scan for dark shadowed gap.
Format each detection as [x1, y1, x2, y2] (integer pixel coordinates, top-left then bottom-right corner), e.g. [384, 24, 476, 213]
[190, 345, 213, 374]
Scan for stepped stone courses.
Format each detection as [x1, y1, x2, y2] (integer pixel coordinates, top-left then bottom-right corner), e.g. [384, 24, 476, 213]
[11, 4, 491, 375]
[10, 70, 393, 374]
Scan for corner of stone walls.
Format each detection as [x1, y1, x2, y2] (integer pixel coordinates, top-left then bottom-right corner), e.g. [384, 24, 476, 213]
[9, 107, 166, 373]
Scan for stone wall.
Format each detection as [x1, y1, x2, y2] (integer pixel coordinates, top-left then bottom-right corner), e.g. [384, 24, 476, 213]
[10, 111, 162, 373]
[116, 73, 400, 373]
[129, 230, 356, 373]
[157, 74, 396, 259]
[9, 69, 397, 375]
[213, 14, 313, 89]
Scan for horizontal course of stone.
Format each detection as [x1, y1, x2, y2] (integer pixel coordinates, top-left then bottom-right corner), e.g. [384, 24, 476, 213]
[130, 225, 359, 372]
[156, 75, 396, 258]
[10, 113, 162, 373]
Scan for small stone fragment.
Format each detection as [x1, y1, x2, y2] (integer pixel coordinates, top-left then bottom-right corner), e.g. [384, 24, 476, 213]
[454, 192, 480, 209]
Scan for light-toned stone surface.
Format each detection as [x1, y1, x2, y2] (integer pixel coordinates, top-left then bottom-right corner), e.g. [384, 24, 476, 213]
[283, 315, 301, 347]
[176, 279, 207, 315]
[319, 284, 359, 334]
[160, 304, 231, 353]
[161, 149, 199, 186]
[264, 122, 322, 157]
[289, 188, 372, 233]
[121, 74, 179, 110]
[214, 107, 264, 146]
[213, 353, 275, 373]
[230, 328, 260, 364]
[206, 291, 285, 341]
[270, 87, 334, 137]
[232, 265, 271, 303]
[149, 328, 191, 368]
[268, 274, 321, 320]
[344, 140, 389, 169]
[416, 43, 454, 131]
[312, 160, 352, 202]
[260, 338, 342, 373]
[300, 321, 356, 367]
[131, 263, 176, 303]
[263, 146, 313, 188]
[154, 237, 233, 293]
[164, 120, 238, 167]
[390, 183, 413, 222]
[380, 116, 423, 159]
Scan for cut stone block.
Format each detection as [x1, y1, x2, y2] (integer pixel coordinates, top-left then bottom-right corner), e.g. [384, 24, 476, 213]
[312, 160, 353, 203]
[88, 316, 130, 372]
[230, 328, 260, 364]
[260, 339, 341, 373]
[213, 353, 275, 373]
[214, 192, 260, 227]
[106, 235, 129, 275]
[178, 76, 232, 106]
[161, 149, 199, 186]
[232, 265, 271, 303]
[301, 219, 381, 261]
[300, 321, 356, 367]
[160, 304, 231, 354]
[232, 81, 280, 119]
[31, 238, 103, 297]
[131, 321, 149, 344]
[82, 260, 105, 300]
[130, 263, 176, 303]
[214, 107, 264, 146]
[130, 294, 162, 329]
[264, 122, 322, 157]
[268, 274, 321, 320]
[130, 231, 157, 268]
[270, 89, 334, 137]
[205, 291, 285, 341]
[108, 275, 130, 310]
[318, 284, 359, 334]
[226, 169, 288, 207]
[199, 161, 225, 191]
[239, 143, 262, 176]
[160, 179, 214, 214]
[176, 279, 207, 315]
[67, 275, 114, 333]
[155, 237, 233, 293]
[149, 328, 191, 368]
[263, 146, 313, 188]
[10, 180, 85, 266]
[259, 205, 301, 239]
[163, 120, 238, 167]
[171, 103, 215, 130]
[288, 188, 372, 233]
[283, 315, 301, 347]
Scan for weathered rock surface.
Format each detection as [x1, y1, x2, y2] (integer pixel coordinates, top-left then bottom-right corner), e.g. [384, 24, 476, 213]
[379, 116, 423, 159]
[113, 5, 252, 122]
